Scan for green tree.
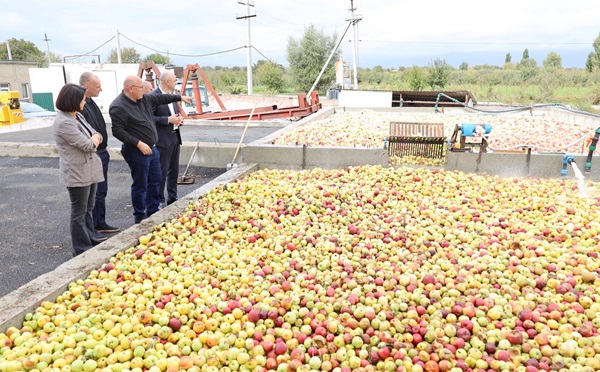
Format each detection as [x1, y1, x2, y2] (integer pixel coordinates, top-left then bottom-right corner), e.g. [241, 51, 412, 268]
[0, 38, 45, 65]
[543, 51, 562, 69]
[505, 53, 512, 64]
[220, 71, 237, 87]
[585, 33, 600, 72]
[371, 65, 385, 84]
[106, 47, 142, 63]
[519, 58, 539, 82]
[404, 66, 426, 91]
[426, 58, 450, 89]
[255, 61, 285, 92]
[287, 24, 340, 92]
[253, 59, 270, 72]
[144, 53, 171, 65]
[38, 51, 62, 67]
[521, 49, 530, 63]
[459, 62, 469, 71]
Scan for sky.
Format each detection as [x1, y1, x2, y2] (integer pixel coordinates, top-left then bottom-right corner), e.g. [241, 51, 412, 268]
[2, 0, 599, 70]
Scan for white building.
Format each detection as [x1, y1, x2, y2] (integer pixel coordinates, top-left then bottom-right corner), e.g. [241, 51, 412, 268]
[29, 63, 161, 113]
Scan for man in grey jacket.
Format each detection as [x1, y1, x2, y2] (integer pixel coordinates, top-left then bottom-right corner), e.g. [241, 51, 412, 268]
[109, 76, 192, 224]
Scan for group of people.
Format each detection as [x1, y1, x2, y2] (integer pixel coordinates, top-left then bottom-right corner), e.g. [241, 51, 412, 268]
[52, 72, 192, 256]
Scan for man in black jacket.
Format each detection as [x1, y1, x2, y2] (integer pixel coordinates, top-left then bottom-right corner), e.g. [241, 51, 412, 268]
[109, 75, 192, 224]
[152, 71, 184, 209]
[79, 72, 119, 234]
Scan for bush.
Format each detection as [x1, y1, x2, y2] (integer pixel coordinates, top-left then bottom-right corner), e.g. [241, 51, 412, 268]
[255, 62, 285, 93]
[229, 85, 246, 95]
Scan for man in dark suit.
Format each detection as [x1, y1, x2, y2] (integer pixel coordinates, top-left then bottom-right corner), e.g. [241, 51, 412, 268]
[152, 71, 184, 208]
[79, 72, 119, 235]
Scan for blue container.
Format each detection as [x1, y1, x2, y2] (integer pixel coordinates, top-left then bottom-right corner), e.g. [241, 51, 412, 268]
[461, 123, 492, 136]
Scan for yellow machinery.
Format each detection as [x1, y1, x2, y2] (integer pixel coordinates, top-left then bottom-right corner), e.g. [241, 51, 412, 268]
[0, 91, 25, 125]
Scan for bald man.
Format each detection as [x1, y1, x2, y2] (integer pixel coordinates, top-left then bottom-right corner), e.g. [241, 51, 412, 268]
[109, 75, 192, 224]
[79, 72, 119, 235]
[142, 80, 153, 94]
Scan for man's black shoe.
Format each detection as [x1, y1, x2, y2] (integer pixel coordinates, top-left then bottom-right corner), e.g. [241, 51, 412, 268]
[91, 234, 107, 246]
[96, 224, 120, 233]
[95, 234, 108, 241]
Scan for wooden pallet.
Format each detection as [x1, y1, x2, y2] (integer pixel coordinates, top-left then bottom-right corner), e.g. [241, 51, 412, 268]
[388, 122, 446, 159]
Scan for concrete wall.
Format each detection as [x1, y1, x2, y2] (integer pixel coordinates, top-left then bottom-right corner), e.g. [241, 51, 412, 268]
[30, 63, 144, 112]
[29, 66, 65, 103]
[445, 151, 600, 179]
[339, 90, 393, 107]
[211, 93, 338, 111]
[4, 140, 596, 179]
[0, 61, 36, 100]
[240, 144, 388, 170]
[179, 141, 238, 169]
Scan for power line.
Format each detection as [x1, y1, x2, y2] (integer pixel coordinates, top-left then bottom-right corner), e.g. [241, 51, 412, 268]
[65, 36, 116, 60]
[251, 46, 276, 64]
[5, 44, 43, 60]
[118, 32, 246, 58]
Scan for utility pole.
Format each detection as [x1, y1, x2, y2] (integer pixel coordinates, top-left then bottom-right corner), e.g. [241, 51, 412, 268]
[5, 41, 12, 60]
[237, 1, 256, 95]
[43, 33, 51, 65]
[116, 30, 122, 64]
[347, 0, 362, 89]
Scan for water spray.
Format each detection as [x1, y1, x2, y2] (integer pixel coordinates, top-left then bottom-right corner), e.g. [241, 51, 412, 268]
[561, 154, 589, 197]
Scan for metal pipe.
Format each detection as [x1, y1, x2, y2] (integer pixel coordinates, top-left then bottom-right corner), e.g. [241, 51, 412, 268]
[585, 128, 600, 173]
[307, 21, 352, 101]
[561, 154, 575, 176]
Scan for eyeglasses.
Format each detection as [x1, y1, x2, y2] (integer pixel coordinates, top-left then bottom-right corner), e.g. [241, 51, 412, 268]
[130, 85, 144, 89]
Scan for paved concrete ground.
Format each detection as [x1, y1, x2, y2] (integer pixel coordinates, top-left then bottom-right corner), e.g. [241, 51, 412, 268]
[0, 156, 224, 297]
[0, 117, 284, 146]
[0, 118, 285, 297]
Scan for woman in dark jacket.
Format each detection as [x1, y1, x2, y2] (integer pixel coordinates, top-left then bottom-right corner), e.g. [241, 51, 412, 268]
[53, 84, 104, 256]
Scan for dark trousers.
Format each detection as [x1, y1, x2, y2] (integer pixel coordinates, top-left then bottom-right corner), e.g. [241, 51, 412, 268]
[121, 144, 162, 222]
[93, 150, 110, 228]
[157, 139, 180, 204]
[67, 183, 98, 255]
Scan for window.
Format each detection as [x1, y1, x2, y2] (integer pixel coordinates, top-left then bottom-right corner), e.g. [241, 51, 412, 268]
[0, 83, 10, 92]
[21, 83, 29, 100]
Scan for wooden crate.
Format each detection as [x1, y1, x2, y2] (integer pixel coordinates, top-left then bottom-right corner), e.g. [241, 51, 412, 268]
[387, 122, 446, 160]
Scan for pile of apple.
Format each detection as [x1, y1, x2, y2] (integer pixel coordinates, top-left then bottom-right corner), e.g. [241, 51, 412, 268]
[2, 166, 600, 372]
[273, 110, 598, 165]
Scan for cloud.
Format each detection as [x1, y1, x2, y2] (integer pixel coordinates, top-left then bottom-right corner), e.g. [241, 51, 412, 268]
[1, 0, 598, 69]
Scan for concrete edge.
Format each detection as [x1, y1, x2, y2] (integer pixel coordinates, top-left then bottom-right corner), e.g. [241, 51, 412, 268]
[0, 163, 259, 332]
[183, 119, 289, 128]
[0, 143, 58, 158]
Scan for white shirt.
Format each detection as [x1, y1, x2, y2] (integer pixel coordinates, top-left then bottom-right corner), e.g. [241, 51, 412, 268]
[159, 87, 176, 116]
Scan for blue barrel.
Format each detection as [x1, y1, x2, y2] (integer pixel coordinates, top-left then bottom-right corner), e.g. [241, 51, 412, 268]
[461, 123, 492, 136]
